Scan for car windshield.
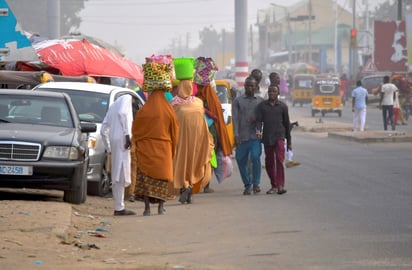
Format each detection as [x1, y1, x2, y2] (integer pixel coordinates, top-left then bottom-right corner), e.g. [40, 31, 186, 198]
[38, 88, 110, 123]
[0, 94, 73, 128]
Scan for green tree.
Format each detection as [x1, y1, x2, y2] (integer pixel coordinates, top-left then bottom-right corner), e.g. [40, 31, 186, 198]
[194, 26, 221, 59]
[371, 0, 411, 21]
[7, 0, 88, 37]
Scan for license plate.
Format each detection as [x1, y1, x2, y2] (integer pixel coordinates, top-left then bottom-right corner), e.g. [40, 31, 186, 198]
[323, 98, 332, 105]
[0, 165, 33, 175]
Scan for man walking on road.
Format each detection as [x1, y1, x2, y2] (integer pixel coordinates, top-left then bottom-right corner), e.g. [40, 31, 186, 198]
[232, 76, 264, 195]
[352, 80, 368, 132]
[101, 95, 136, 216]
[379, 75, 398, 131]
[256, 85, 291, 195]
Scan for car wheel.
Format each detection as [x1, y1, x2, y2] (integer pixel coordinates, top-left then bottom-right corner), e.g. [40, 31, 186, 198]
[64, 168, 87, 204]
[87, 166, 111, 197]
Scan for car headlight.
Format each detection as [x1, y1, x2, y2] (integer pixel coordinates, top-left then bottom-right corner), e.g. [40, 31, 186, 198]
[88, 136, 97, 148]
[43, 146, 80, 160]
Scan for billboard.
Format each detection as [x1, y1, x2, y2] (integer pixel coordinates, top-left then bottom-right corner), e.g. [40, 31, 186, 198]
[374, 21, 408, 72]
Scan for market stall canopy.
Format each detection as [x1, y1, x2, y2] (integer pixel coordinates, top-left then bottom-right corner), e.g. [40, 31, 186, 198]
[33, 39, 143, 86]
[60, 33, 124, 56]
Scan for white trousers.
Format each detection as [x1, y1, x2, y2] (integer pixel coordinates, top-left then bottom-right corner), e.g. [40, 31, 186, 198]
[353, 108, 366, 132]
[112, 167, 126, 211]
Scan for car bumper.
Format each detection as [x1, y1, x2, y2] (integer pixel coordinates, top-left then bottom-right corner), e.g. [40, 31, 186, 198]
[86, 151, 105, 183]
[0, 160, 86, 191]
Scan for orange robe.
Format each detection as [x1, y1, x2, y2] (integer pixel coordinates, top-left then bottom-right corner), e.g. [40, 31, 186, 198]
[132, 90, 179, 182]
[172, 80, 214, 194]
[196, 84, 232, 156]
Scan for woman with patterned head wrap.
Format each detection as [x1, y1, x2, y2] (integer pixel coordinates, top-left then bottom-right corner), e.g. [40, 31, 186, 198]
[132, 88, 179, 216]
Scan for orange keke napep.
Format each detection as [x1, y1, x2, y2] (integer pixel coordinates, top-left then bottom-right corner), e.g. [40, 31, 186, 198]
[311, 76, 342, 117]
[290, 74, 316, 107]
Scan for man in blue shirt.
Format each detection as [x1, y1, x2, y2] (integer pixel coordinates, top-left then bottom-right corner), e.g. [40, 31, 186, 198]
[351, 80, 368, 132]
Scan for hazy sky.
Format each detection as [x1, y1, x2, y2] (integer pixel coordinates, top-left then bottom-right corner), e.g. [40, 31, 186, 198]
[79, 0, 302, 63]
[78, 0, 381, 64]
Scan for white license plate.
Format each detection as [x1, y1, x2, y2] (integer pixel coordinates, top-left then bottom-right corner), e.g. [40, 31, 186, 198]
[0, 165, 33, 175]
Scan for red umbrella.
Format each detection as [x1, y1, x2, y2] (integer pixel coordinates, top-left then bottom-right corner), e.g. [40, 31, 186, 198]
[33, 39, 143, 86]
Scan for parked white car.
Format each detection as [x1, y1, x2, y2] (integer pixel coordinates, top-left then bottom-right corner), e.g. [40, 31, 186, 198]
[33, 82, 145, 196]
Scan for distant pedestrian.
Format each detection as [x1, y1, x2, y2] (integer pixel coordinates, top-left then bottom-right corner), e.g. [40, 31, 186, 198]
[251, 68, 267, 99]
[101, 95, 136, 216]
[268, 72, 281, 87]
[256, 85, 291, 195]
[351, 80, 368, 132]
[391, 91, 407, 125]
[379, 75, 398, 131]
[232, 76, 264, 195]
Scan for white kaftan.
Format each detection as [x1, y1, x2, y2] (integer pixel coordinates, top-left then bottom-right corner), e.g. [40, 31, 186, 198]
[100, 95, 133, 187]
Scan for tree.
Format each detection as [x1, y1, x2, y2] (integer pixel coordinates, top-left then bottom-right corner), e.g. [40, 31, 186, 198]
[371, 0, 412, 21]
[7, 0, 87, 37]
[194, 26, 221, 59]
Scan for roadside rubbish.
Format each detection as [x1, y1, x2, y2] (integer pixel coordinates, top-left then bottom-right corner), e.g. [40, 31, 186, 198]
[75, 230, 107, 238]
[74, 242, 100, 250]
[73, 211, 95, 219]
[33, 260, 43, 265]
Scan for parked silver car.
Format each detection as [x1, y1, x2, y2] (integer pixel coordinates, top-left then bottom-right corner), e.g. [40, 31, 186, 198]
[0, 90, 96, 204]
[33, 82, 144, 196]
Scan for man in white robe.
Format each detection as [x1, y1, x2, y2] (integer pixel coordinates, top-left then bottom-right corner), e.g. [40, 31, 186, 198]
[101, 95, 136, 216]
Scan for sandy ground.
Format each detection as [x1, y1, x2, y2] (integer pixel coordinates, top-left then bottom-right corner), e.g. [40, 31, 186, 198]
[0, 189, 166, 270]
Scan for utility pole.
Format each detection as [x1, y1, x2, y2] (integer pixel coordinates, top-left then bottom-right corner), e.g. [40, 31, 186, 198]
[235, 0, 248, 87]
[308, 0, 313, 63]
[398, 0, 402, 20]
[222, 29, 226, 69]
[186, 32, 190, 56]
[334, 0, 338, 73]
[47, 0, 60, 38]
[351, 0, 356, 79]
[270, 3, 292, 65]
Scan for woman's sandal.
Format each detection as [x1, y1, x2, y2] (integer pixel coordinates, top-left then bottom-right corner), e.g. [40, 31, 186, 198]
[179, 186, 192, 204]
[158, 207, 167, 215]
[143, 209, 151, 216]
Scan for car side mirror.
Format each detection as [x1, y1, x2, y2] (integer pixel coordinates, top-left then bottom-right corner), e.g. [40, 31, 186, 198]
[80, 122, 97, 133]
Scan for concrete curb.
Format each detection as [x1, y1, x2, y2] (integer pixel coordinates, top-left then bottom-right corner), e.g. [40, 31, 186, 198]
[292, 116, 412, 143]
[328, 131, 412, 143]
